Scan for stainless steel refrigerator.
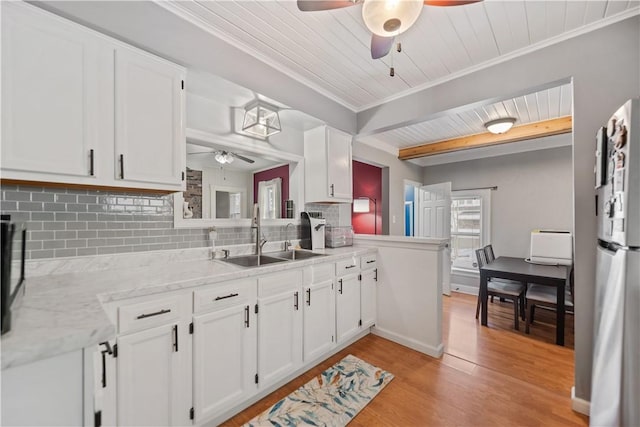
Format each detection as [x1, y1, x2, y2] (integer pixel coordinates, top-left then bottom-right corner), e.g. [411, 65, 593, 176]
[591, 99, 640, 426]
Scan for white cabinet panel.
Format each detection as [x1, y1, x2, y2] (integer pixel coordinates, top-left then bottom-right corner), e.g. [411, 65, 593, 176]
[304, 126, 353, 203]
[117, 322, 190, 426]
[193, 303, 256, 423]
[361, 268, 377, 329]
[1, 2, 110, 180]
[303, 278, 335, 362]
[336, 273, 361, 343]
[115, 48, 185, 189]
[257, 282, 302, 388]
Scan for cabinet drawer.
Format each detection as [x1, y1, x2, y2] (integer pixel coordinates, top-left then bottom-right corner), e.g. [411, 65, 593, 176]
[335, 257, 360, 276]
[361, 254, 377, 270]
[118, 294, 188, 335]
[258, 269, 303, 298]
[312, 263, 334, 283]
[193, 278, 256, 314]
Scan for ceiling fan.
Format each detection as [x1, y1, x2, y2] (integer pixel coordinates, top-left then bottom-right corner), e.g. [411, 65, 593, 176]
[188, 150, 255, 165]
[297, 0, 482, 60]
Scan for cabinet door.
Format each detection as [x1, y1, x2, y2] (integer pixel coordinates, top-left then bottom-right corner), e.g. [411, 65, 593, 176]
[193, 304, 257, 423]
[115, 47, 185, 189]
[361, 269, 377, 329]
[117, 323, 190, 426]
[303, 279, 335, 362]
[1, 3, 109, 179]
[326, 128, 353, 200]
[336, 274, 361, 343]
[257, 290, 302, 387]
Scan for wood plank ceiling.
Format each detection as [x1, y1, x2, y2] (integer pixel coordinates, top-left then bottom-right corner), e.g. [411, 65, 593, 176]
[360, 83, 573, 150]
[167, 0, 638, 111]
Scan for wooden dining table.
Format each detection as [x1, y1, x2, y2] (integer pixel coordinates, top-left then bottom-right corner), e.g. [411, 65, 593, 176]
[479, 256, 572, 346]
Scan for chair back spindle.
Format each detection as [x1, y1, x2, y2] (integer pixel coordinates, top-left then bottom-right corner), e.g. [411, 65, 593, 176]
[485, 244, 495, 263]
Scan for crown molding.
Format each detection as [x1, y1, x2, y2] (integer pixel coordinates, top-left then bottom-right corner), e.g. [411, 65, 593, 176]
[354, 137, 399, 157]
[157, 1, 359, 112]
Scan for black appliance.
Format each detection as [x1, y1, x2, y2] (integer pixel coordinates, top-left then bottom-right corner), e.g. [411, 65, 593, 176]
[1, 217, 27, 335]
[300, 212, 312, 249]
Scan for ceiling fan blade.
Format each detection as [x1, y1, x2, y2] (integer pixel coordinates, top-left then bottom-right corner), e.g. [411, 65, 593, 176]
[424, 0, 483, 6]
[229, 152, 255, 164]
[297, 0, 358, 12]
[187, 151, 216, 156]
[371, 34, 395, 60]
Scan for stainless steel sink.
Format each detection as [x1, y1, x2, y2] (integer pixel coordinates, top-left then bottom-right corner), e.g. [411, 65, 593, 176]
[266, 250, 327, 261]
[220, 254, 289, 267]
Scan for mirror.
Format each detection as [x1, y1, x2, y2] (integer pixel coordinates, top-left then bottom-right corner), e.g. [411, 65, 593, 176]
[174, 129, 304, 228]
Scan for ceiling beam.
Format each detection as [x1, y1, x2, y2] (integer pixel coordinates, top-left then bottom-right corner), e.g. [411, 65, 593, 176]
[398, 116, 573, 160]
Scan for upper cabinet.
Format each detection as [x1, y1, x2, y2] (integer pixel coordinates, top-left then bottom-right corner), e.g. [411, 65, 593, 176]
[115, 48, 185, 188]
[304, 126, 353, 203]
[0, 2, 185, 192]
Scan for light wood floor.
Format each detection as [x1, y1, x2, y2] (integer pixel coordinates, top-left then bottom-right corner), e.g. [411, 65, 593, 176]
[222, 292, 588, 426]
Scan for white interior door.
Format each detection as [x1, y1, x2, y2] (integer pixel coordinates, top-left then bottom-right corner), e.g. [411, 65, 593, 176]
[418, 182, 452, 295]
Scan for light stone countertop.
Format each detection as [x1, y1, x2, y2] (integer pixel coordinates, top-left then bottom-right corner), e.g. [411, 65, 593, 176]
[1, 246, 376, 370]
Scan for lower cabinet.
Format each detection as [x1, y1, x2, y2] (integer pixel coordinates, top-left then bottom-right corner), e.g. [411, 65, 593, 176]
[360, 267, 377, 329]
[192, 279, 257, 423]
[336, 273, 361, 344]
[303, 266, 336, 362]
[257, 270, 303, 388]
[117, 321, 191, 426]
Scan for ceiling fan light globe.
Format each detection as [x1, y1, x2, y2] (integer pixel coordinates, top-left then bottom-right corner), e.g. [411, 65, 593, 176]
[362, 0, 423, 37]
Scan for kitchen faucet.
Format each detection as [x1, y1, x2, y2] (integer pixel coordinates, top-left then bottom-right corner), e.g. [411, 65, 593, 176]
[252, 203, 267, 256]
[284, 222, 295, 251]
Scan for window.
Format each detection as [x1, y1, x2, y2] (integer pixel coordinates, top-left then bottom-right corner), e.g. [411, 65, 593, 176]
[450, 189, 491, 272]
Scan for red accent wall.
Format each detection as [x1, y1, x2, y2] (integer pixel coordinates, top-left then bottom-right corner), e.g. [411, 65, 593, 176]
[352, 160, 382, 235]
[253, 164, 289, 215]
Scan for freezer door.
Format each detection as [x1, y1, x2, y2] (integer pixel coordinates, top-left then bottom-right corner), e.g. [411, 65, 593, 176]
[590, 246, 626, 426]
[622, 249, 640, 427]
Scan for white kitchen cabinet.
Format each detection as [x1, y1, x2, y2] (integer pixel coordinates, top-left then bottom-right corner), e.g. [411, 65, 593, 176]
[304, 125, 353, 203]
[360, 269, 377, 329]
[257, 270, 303, 388]
[115, 294, 191, 426]
[336, 273, 361, 344]
[114, 47, 185, 189]
[90, 341, 117, 427]
[192, 280, 257, 423]
[1, 2, 111, 182]
[302, 264, 336, 362]
[0, 2, 185, 192]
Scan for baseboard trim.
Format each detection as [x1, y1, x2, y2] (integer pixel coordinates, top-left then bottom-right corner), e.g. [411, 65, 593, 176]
[571, 386, 591, 416]
[371, 327, 444, 358]
[450, 284, 478, 295]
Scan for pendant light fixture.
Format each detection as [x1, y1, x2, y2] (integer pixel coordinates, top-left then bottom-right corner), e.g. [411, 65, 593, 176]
[242, 101, 282, 138]
[485, 118, 517, 134]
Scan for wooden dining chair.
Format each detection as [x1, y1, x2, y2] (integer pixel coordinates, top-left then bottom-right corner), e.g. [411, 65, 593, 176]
[475, 247, 527, 330]
[525, 280, 575, 334]
[485, 244, 496, 263]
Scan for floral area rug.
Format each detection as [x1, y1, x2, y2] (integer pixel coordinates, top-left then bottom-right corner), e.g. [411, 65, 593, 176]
[244, 354, 394, 427]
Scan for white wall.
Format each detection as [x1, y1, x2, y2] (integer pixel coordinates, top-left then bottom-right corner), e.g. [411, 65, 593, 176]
[358, 16, 640, 402]
[424, 145, 573, 260]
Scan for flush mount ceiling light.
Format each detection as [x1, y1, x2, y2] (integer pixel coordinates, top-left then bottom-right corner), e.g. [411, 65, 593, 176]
[242, 101, 282, 138]
[485, 117, 517, 134]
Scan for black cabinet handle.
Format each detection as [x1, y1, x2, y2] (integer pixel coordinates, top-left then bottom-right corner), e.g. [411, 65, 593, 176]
[100, 350, 107, 388]
[172, 324, 178, 352]
[294, 291, 299, 310]
[366, 260, 375, 264]
[374, 268, 378, 282]
[119, 154, 124, 179]
[330, 184, 334, 197]
[338, 279, 343, 294]
[214, 293, 238, 301]
[345, 265, 356, 269]
[244, 305, 250, 328]
[89, 149, 95, 176]
[306, 288, 311, 306]
[136, 308, 171, 320]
